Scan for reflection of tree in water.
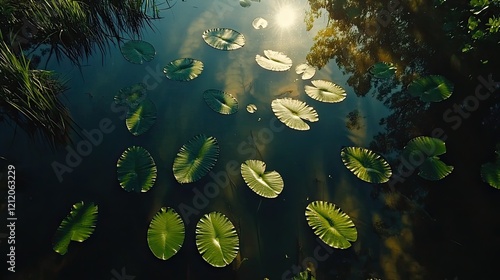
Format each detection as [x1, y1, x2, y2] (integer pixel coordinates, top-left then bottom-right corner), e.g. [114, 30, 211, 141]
[345, 109, 364, 130]
[304, 0, 499, 279]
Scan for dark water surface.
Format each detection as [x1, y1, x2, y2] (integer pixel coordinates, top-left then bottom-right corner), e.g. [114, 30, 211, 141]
[1, 0, 499, 279]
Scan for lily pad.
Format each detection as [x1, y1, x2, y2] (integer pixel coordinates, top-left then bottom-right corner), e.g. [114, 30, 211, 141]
[368, 62, 396, 79]
[402, 136, 454, 180]
[408, 75, 454, 102]
[126, 98, 157, 136]
[240, 0, 251, 7]
[117, 146, 157, 192]
[241, 160, 284, 198]
[271, 98, 319, 131]
[246, 104, 257, 113]
[203, 89, 239, 115]
[196, 212, 239, 267]
[252, 17, 268, 29]
[114, 83, 147, 108]
[53, 201, 98, 255]
[305, 80, 346, 103]
[173, 135, 219, 184]
[255, 50, 292, 71]
[163, 58, 204, 81]
[481, 160, 500, 189]
[120, 40, 156, 64]
[295, 63, 316, 80]
[202, 28, 245, 51]
[147, 207, 185, 260]
[305, 201, 357, 249]
[341, 147, 392, 183]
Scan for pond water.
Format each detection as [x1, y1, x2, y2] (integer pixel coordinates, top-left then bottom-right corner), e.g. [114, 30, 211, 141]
[1, 0, 500, 279]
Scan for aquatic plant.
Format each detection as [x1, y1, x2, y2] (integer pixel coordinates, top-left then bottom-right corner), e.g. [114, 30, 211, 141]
[196, 212, 239, 267]
[341, 147, 392, 184]
[147, 207, 185, 260]
[53, 201, 98, 255]
[116, 146, 157, 192]
[241, 159, 284, 198]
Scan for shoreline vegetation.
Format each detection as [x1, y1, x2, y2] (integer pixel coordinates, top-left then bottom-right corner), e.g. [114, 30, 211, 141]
[0, 0, 173, 147]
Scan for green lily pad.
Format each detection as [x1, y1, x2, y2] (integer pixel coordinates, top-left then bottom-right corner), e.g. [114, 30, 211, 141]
[368, 62, 396, 79]
[202, 28, 245, 51]
[271, 98, 319, 131]
[481, 144, 500, 188]
[305, 201, 357, 249]
[304, 80, 346, 103]
[196, 212, 239, 267]
[147, 207, 185, 260]
[126, 98, 157, 136]
[203, 89, 239, 115]
[341, 147, 392, 183]
[114, 83, 147, 109]
[117, 146, 157, 192]
[408, 75, 454, 102]
[120, 40, 156, 64]
[255, 50, 293, 71]
[53, 201, 98, 255]
[402, 136, 454, 180]
[173, 135, 219, 184]
[241, 160, 284, 198]
[163, 58, 204, 81]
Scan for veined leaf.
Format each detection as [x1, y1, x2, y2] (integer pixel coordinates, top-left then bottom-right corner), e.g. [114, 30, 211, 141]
[173, 135, 219, 183]
[117, 146, 157, 192]
[271, 98, 319, 131]
[196, 212, 239, 267]
[53, 201, 98, 255]
[147, 207, 185, 260]
[241, 160, 284, 198]
[341, 147, 392, 183]
[305, 201, 357, 249]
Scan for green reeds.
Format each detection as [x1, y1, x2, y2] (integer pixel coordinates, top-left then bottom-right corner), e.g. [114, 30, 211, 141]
[0, 37, 71, 146]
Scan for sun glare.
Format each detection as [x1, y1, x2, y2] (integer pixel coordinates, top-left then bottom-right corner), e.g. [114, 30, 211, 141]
[275, 5, 296, 28]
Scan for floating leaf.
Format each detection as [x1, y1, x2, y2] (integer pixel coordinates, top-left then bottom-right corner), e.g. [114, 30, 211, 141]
[126, 98, 157, 136]
[241, 160, 284, 198]
[271, 98, 319, 131]
[117, 146, 157, 192]
[305, 80, 346, 103]
[114, 83, 147, 108]
[147, 207, 185, 260]
[252, 17, 268, 29]
[246, 104, 257, 113]
[481, 160, 500, 189]
[295, 63, 316, 80]
[408, 75, 454, 102]
[402, 136, 454, 180]
[163, 58, 204, 81]
[120, 40, 156, 64]
[255, 50, 292, 71]
[240, 0, 251, 7]
[341, 147, 392, 183]
[173, 135, 219, 183]
[203, 89, 239, 115]
[196, 212, 239, 267]
[53, 201, 98, 255]
[202, 28, 245, 51]
[305, 201, 357, 249]
[368, 62, 396, 79]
